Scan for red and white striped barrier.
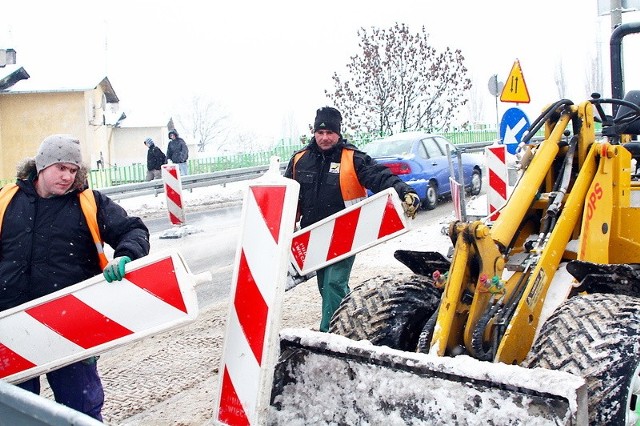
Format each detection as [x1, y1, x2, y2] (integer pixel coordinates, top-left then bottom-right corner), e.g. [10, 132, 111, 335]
[162, 164, 186, 226]
[0, 251, 198, 384]
[449, 177, 462, 221]
[290, 188, 409, 276]
[486, 144, 508, 221]
[215, 158, 299, 425]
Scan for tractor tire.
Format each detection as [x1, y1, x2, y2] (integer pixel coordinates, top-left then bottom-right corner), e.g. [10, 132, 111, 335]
[329, 273, 442, 352]
[523, 293, 640, 425]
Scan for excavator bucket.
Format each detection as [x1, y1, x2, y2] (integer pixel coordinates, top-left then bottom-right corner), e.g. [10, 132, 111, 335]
[269, 329, 588, 425]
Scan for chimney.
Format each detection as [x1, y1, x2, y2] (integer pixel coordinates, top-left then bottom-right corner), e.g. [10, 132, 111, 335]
[0, 49, 16, 67]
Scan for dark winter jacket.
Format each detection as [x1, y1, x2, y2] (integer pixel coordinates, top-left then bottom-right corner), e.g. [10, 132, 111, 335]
[284, 138, 415, 228]
[166, 137, 189, 163]
[0, 160, 150, 311]
[147, 145, 167, 171]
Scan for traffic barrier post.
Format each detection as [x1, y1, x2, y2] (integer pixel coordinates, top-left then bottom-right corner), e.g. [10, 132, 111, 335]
[214, 157, 299, 425]
[486, 144, 509, 221]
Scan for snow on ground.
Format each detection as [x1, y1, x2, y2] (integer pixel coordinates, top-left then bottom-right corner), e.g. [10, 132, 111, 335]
[115, 181, 247, 219]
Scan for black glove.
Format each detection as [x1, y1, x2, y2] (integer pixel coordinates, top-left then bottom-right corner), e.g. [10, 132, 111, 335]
[402, 192, 421, 219]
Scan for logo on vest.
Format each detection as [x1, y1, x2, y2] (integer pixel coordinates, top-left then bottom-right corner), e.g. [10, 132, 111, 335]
[329, 163, 340, 174]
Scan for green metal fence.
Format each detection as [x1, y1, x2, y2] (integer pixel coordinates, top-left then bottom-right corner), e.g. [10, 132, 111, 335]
[88, 130, 500, 189]
[0, 129, 501, 189]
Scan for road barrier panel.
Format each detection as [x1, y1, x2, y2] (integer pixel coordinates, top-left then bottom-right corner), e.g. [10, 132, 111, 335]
[215, 157, 300, 425]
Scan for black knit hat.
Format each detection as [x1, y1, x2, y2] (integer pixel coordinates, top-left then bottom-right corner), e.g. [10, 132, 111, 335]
[313, 107, 342, 135]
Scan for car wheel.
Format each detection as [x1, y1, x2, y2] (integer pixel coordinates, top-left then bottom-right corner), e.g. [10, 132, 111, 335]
[469, 169, 482, 196]
[423, 181, 438, 210]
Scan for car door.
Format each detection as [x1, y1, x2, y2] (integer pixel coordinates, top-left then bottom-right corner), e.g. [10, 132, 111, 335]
[420, 136, 451, 194]
[434, 136, 472, 187]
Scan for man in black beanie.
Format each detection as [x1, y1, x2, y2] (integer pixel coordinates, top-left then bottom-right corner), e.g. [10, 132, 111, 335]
[284, 106, 421, 332]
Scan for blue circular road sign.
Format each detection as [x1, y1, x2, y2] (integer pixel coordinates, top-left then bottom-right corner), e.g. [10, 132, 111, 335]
[500, 107, 530, 154]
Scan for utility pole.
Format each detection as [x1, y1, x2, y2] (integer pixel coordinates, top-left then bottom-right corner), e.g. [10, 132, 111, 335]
[611, 0, 623, 30]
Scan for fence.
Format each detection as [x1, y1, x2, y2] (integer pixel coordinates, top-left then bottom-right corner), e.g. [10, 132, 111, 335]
[0, 129, 501, 189]
[87, 129, 501, 189]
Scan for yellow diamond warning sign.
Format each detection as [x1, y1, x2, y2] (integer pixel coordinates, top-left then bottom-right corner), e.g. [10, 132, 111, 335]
[500, 60, 530, 104]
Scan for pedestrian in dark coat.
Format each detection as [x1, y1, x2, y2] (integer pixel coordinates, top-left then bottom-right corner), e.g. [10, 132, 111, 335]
[0, 134, 150, 421]
[284, 107, 421, 332]
[144, 137, 167, 181]
[166, 129, 189, 176]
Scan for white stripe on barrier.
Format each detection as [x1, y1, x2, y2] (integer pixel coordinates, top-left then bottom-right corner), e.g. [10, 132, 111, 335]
[73, 281, 187, 332]
[0, 312, 83, 365]
[352, 195, 385, 248]
[303, 224, 334, 273]
[224, 308, 262, 420]
[243, 193, 280, 301]
[290, 188, 409, 276]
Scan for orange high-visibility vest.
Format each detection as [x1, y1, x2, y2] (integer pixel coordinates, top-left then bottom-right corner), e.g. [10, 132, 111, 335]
[0, 183, 109, 269]
[293, 148, 367, 206]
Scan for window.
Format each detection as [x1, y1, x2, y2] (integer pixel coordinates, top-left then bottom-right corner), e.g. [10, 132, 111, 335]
[422, 138, 444, 159]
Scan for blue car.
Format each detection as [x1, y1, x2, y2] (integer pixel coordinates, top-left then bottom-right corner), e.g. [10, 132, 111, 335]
[362, 131, 484, 210]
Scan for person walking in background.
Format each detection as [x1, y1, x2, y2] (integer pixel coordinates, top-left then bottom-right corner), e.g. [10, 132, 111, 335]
[144, 137, 167, 181]
[284, 106, 421, 332]
[0, 134, 150, 420]
[166, 129, 189, 176]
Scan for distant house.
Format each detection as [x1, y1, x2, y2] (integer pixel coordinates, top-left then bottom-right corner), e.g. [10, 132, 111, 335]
[0, 48, 170, 182]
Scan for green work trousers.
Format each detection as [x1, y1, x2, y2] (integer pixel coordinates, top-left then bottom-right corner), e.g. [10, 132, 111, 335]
[316, 255, 356, 332]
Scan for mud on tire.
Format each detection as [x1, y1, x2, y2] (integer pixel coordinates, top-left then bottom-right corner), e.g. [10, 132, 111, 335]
[328, 273, 442, 352]
[523, 293, 640, 425]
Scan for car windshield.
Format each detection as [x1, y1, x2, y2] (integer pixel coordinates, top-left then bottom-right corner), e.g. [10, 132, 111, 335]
[364, 139, 414, 157]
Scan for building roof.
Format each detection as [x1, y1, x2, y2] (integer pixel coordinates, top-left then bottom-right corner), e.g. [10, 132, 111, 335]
[1, 71, 119, 103]
[0, 65, 30, 90]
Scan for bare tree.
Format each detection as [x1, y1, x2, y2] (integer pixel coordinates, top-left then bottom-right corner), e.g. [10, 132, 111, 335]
[467, 77, 485, 126]
[280, 110, 303, 145]
[176, 96, 229, 153]
[554, 60, 568, 99]
[326, 23, 471, 135]
[584, 51, 604, 98]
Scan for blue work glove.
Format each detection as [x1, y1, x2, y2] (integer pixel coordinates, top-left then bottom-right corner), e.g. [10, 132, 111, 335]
[402, 192, 421, 219]
[103, 256, 131, 283]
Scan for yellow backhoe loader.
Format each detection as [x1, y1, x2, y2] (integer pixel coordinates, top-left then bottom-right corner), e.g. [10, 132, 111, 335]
[270, 23, 640, 425]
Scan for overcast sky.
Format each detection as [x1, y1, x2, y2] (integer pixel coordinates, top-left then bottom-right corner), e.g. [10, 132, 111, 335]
[3, 0, 638, 146]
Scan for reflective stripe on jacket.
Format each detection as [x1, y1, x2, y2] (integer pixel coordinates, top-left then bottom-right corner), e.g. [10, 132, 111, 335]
[293, 148, 367, 207]
[0, 183, 108, 269]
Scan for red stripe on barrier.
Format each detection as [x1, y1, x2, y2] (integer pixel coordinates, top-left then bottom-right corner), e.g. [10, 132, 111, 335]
[26, 295, 133, 348]
[165, 185, 183, 208]
[251, 186, 286, 243]
[327, 208, 360, 260]
[168, 212, 182, 225]
[235, 251, 268, 363]
[489, 145, 506, 163]
[291, 231, 311, 268]
[167, 167, 179, 179]
[218, 367, 250, 426]
[126, 257, 187, 313]
[378, 196, 405, 238]
[489, 203, 501, 220]
[0, 344, 37, 378]
[489, 169, 507, 196]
